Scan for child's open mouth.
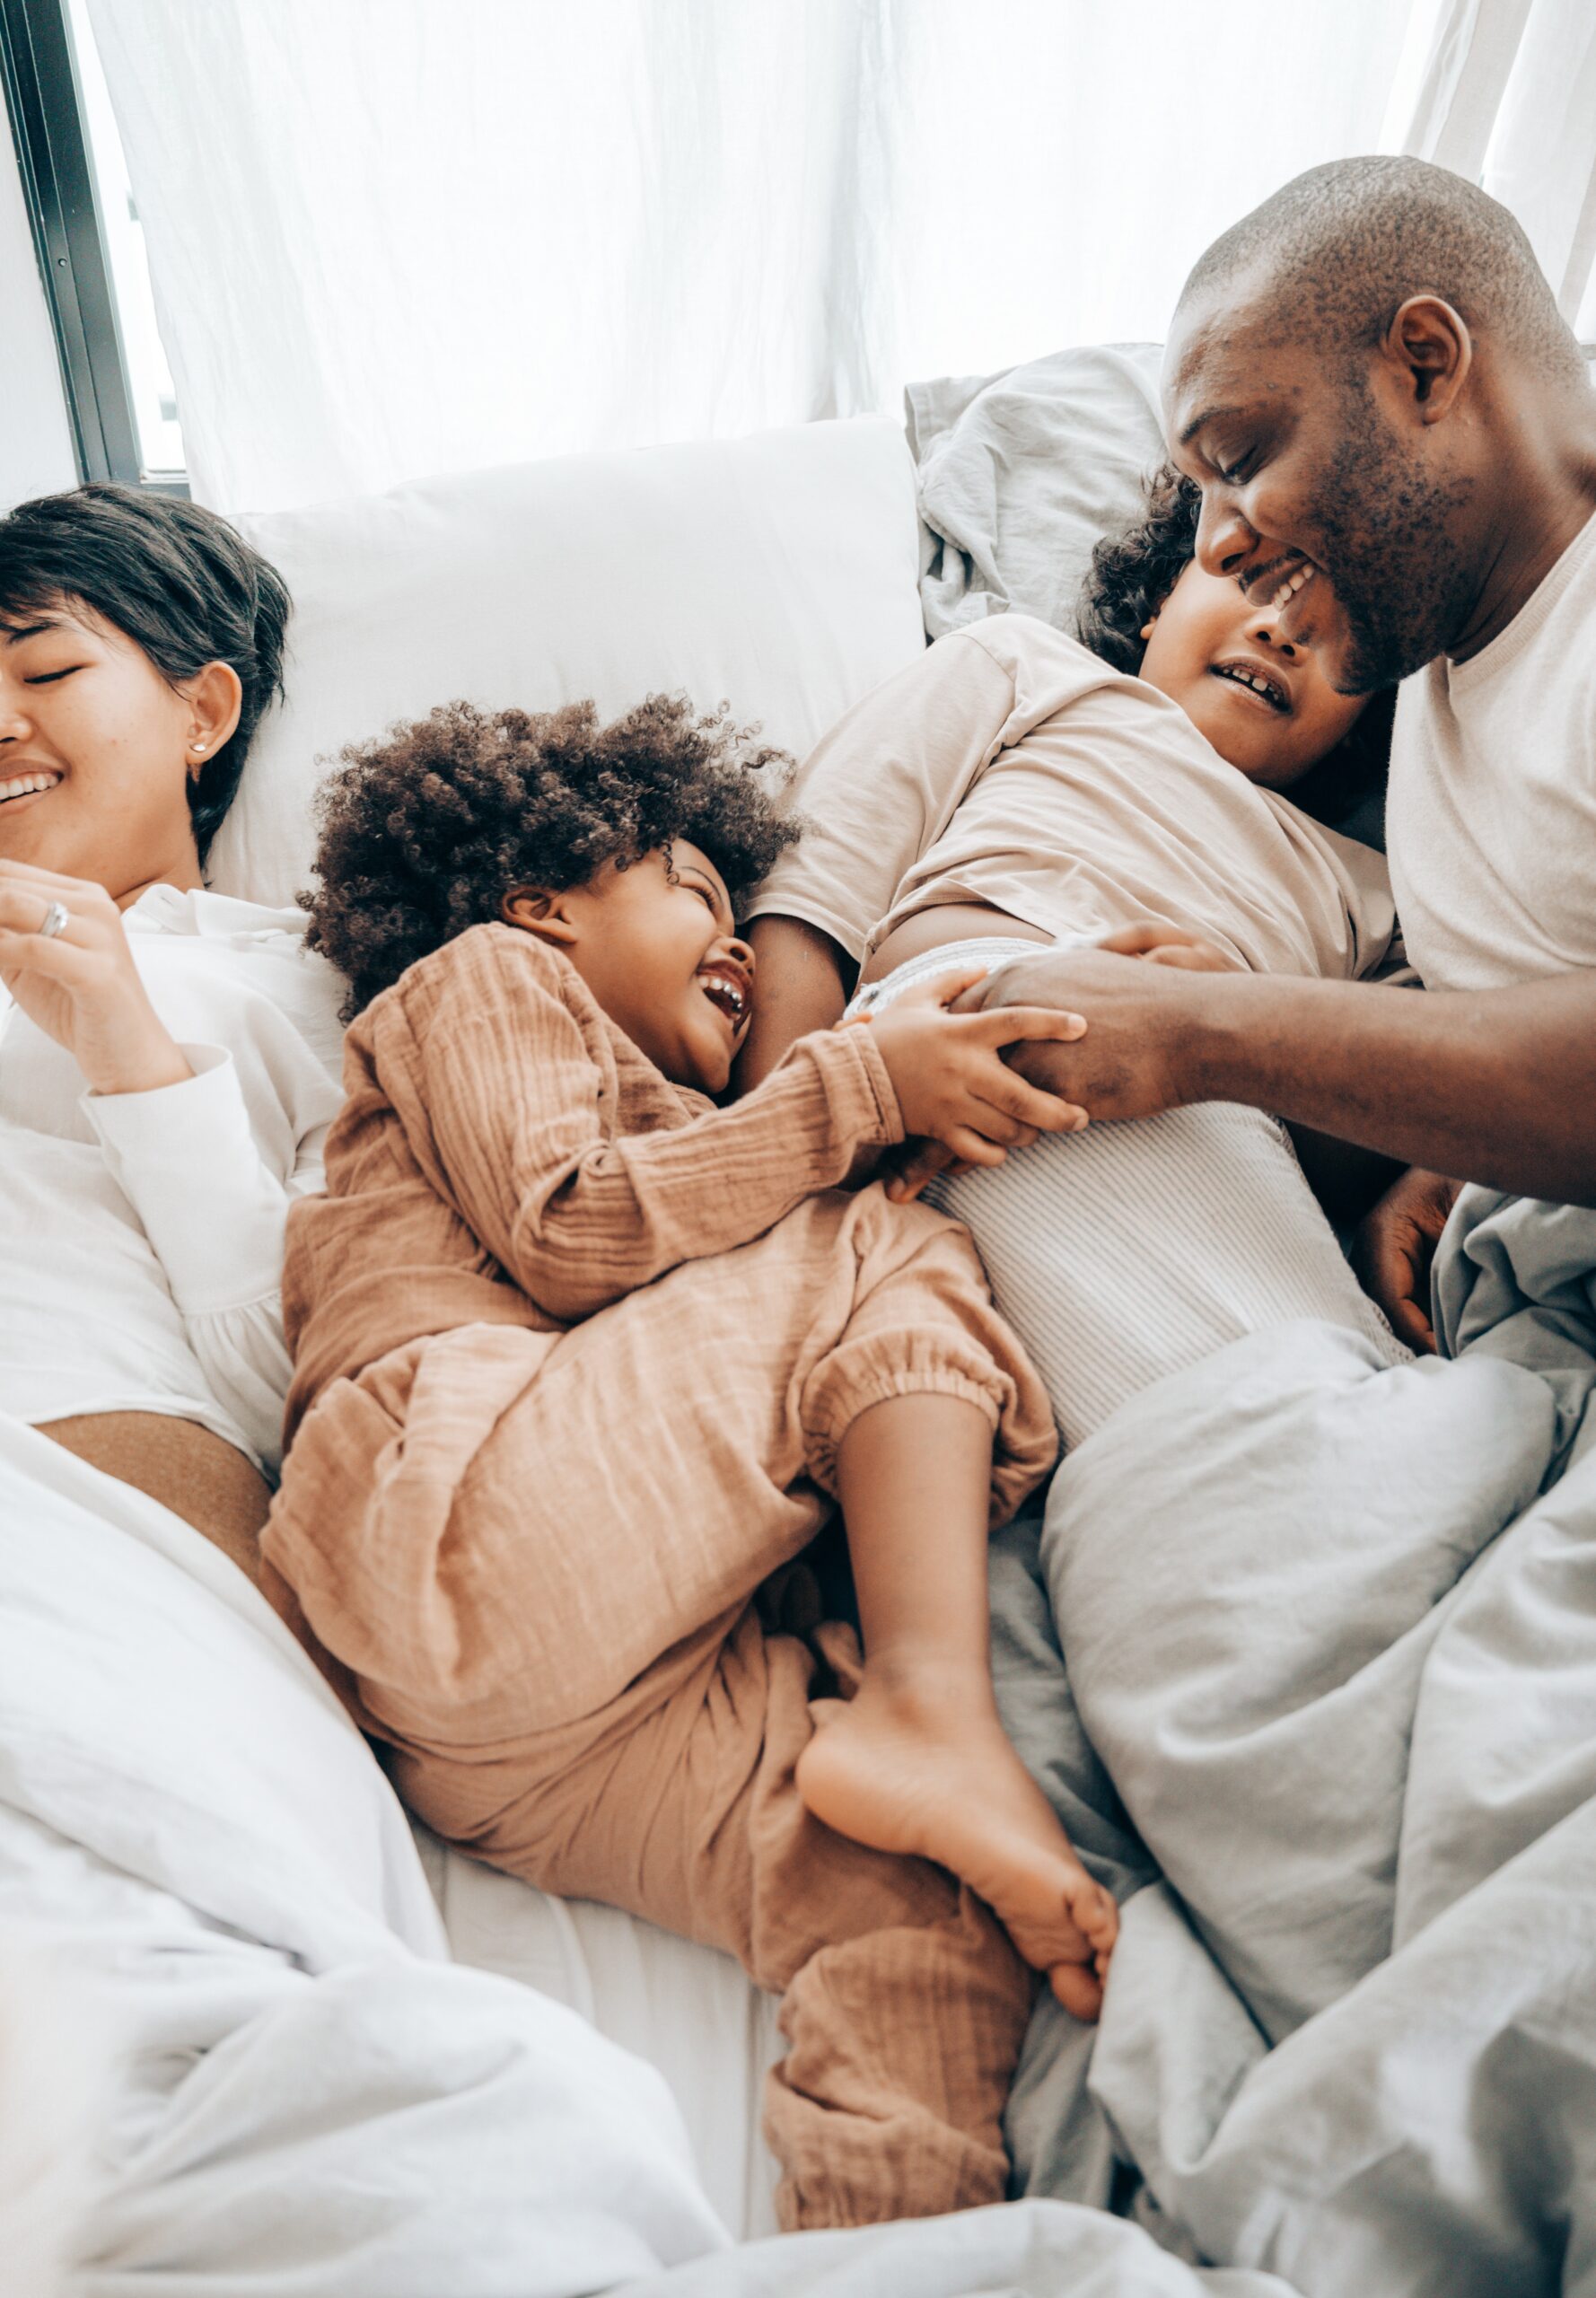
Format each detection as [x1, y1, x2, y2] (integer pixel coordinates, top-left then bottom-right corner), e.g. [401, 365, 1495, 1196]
[697, 960, 752, 1031]
[1208, 659, 1291, 714]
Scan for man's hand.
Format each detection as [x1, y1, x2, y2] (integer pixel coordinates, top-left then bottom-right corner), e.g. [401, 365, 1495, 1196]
[1351, 1166, 1463, 1354]
[864, 963, 1089, 1173]
[884, 939, 1218, 1200]
[966, 943, 1209, 1118]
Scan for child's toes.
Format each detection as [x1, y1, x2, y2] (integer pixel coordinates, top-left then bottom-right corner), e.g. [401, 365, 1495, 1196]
[1049, 1956, 1103, 2023]
[1066, 1874, 1118, 1956]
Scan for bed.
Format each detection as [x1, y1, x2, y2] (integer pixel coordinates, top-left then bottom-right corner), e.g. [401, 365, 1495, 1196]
[13, 369, 1593, 2297]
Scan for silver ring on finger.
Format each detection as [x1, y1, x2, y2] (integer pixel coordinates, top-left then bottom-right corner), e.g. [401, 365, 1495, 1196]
[39, 900, 70, 941]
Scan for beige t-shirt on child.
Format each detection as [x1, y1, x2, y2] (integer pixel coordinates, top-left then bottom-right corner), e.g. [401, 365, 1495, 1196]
[1387, 505, 1596, 992]
[747, 614, 1394, 980]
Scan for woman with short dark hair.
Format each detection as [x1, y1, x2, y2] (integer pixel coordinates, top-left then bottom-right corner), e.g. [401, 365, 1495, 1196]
[0, 483, 344, 1579]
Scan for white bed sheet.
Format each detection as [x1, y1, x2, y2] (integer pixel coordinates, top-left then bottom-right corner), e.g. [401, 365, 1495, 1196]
[416, 1829, 785, 2244]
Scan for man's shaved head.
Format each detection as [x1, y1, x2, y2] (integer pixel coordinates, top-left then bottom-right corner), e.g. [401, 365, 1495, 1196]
[1164, 157, 1596, 693]
[1178, 154, 1583, 385]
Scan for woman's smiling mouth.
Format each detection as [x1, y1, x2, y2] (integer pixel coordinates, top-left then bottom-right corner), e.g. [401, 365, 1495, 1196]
[0, 767, 63, 809]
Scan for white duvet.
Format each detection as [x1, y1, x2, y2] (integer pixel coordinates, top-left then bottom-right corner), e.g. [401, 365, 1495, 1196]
[0, 1417, 728, 2294]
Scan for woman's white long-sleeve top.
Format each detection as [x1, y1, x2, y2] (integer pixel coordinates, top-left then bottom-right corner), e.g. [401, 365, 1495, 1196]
[0, 885, 345, 1477]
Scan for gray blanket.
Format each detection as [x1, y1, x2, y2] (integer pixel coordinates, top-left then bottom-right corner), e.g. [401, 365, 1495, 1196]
[1009, 1180, 1596, 2291]
[907, 345, 1165, 642]
[620, 1190, 1596, 2294]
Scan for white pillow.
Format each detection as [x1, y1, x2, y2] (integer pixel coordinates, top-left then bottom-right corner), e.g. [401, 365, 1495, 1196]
[207, 417, 924, 908]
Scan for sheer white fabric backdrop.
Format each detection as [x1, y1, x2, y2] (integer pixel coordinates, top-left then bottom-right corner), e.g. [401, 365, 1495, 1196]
[1398, 0, 1596, 339]
[84, 0, 1573, 516]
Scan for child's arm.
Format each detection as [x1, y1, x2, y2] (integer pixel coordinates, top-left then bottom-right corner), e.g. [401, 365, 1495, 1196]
[369, 927, 904, 1321]
[369, 929, 1085, 1323]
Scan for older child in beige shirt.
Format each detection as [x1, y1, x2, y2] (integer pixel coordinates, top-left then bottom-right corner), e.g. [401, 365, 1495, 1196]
[742, 471, 1409, 1447]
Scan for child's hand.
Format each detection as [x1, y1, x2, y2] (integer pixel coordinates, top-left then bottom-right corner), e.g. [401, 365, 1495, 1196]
[864, 964, 1088, 1178]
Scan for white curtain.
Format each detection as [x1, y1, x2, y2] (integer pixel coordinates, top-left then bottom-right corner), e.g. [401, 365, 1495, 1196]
[1395, 0, 1596, 340]
[89, 0, 1429, 513]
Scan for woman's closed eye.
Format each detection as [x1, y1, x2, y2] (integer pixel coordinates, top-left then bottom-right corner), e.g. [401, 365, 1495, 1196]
[24, 666, 85, 686]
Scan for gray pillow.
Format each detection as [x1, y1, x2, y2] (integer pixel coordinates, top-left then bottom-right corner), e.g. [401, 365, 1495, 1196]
[907, 343, 1166, 644]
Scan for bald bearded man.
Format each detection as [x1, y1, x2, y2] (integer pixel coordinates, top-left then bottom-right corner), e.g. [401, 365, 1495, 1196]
[950, 155, 1596, 1348]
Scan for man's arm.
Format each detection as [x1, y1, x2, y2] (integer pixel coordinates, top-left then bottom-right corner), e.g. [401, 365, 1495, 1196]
[977, 949, 1596, 1206]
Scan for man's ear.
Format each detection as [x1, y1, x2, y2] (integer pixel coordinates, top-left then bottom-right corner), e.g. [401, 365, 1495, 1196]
[1380, 295, 1473, 425]
[501, 885, 579, 945]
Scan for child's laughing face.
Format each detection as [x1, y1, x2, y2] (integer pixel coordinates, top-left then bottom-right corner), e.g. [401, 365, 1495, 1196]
[1136, 555, 1370, 788]
[504, 841, 754, 1092]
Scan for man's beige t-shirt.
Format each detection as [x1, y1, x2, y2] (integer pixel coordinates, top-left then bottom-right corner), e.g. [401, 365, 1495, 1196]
[748, 615, 1394, 981]
[1387, 505, 1596, 992]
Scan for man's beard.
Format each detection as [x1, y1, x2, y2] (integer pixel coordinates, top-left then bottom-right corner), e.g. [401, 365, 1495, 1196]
[1311, 382, 1479, 695]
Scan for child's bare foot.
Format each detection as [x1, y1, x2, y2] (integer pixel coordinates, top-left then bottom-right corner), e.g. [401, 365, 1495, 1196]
[795, 1665, 1118, 2020]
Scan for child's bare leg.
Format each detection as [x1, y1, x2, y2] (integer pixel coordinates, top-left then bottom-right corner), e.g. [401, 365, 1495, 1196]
[794, 1392, 1117, 2018]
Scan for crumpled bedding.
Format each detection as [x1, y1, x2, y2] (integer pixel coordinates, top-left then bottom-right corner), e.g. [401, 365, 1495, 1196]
[990, 1181, 1596, 2293]
[7, 1186, 1594, 2296]
[0, 1419, 727, 2294]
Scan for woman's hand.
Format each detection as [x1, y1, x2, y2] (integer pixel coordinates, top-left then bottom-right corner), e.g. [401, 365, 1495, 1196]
[863, 964, 1087, 1192]
[1351, 1165, 1463, 1354]
[0, 859, 193, 1095]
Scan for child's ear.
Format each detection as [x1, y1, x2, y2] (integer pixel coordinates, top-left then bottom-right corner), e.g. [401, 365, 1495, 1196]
[501, 886, 579, 946]
[1140, 618, 1157, 642]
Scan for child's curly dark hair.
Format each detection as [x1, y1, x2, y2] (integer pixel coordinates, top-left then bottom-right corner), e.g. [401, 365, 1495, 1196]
[303, 692, 800, 1019]
[1077, 463, 1395, 833]
[1077, 463, 1204, 680]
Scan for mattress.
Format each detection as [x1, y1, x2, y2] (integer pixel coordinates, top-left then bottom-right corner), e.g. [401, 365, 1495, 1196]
[415, 1827, 785, 2242]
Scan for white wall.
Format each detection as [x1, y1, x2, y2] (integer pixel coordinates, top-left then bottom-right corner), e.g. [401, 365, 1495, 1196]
[1, 133, 78, 509]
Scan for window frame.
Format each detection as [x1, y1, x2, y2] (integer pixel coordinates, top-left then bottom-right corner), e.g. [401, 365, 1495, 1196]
[1, 0, 186, 495]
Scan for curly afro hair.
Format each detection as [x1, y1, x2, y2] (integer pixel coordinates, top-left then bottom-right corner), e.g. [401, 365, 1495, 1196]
[1077, 462, 1203, 680]
[1077, 462, 1394, 834]
[304, 692, 800, 1019]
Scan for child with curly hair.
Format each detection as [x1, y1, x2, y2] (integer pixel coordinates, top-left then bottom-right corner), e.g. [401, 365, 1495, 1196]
[264, 692, 1112, 2233]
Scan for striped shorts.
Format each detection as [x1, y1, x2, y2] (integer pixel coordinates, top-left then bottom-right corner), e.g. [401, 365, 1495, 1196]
[848, 937, 1407, 1450]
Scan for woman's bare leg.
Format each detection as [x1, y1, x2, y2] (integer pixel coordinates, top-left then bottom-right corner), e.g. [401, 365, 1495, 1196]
[794, 1392, 1117, 2017]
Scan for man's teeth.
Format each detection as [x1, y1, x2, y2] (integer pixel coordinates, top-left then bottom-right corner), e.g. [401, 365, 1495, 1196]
[0, 770, 61, 803]
[1270, 563, 1315, 612]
